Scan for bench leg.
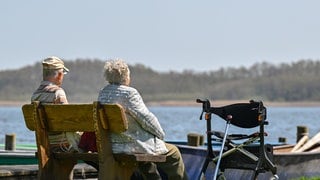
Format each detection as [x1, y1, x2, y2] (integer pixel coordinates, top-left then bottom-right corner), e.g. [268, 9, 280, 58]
[39, 158, 76, 180]
[99, 157, 136, 180]
[99, 156, 116, 180]
[138, 162, 161, 180]
[115, 162, 136, 180]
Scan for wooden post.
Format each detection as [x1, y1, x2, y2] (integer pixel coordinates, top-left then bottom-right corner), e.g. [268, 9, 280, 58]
[199, 134, 204, 146]
[187, 133, 200, 146]
[278, 137, 287, 144]
[297, 126, 309, 143]
[5, 134, 16, 150]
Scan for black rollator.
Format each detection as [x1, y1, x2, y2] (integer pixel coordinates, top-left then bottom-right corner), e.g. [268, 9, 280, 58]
[196, 99, 278, 180]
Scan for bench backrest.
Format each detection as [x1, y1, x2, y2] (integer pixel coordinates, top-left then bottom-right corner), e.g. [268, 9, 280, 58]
[22, 101, 128, 179]
[22, 101, 127, 133]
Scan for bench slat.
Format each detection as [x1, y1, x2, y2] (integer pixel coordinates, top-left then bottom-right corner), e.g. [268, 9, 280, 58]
[113, 154, 166, 163]
[22, 104, 35, 131]
[42, 104, 95, 132]
[100, 104, 128, 133]
[53, 152, 99, 161]
[135, 154, 166, 162]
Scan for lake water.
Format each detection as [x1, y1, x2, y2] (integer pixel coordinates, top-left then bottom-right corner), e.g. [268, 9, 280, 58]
[1, 105, 320, 145]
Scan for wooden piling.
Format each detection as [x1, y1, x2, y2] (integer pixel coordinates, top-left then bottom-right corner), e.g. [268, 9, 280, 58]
[5, 134, 16, 151]
[187, 133, 200, 146]
[278, 137, 287, 144]
[297, 126, 309, 143]
[199, 134, 204, 146]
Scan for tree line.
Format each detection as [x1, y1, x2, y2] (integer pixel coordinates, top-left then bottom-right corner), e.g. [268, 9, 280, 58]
[0, 59, 319, 103]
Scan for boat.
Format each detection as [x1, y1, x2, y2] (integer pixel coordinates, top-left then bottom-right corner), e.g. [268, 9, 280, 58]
[272, 144, 320, 179]
[177, 143, 320, 180]
[0, 150, 37, 165]
[0, 144, 38, 165]
[0, 144, 97, 179]
[2, 143, 320, 179]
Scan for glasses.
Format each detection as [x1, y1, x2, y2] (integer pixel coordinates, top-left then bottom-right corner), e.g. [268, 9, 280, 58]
[59, 69, 68, 75]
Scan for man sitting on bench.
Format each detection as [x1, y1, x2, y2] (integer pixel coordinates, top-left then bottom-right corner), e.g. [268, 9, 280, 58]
[30, 56, 81, 178]
[31, 56, 81, 152]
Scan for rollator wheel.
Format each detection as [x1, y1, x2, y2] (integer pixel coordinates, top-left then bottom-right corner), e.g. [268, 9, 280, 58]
[217, 172, 226, 180]
[199, 172, 206, 180]
[270, 174, 279, 180]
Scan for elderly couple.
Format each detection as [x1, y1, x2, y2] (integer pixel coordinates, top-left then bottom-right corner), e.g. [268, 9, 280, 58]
[31, 56, 188, 180]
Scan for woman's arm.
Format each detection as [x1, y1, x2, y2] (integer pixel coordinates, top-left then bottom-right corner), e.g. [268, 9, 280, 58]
[127, 89, 165, 139]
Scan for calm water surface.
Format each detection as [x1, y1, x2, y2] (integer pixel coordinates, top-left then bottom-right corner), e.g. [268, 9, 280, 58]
[1, 105, 320, 145]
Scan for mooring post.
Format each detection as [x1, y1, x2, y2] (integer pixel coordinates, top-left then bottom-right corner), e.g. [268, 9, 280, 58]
[297, 126, 309, 143]
[187, 133, 200, 146]
[5, 134, 16, 150]
[278, 137, 287, 144]
[199, 134, 204, 146]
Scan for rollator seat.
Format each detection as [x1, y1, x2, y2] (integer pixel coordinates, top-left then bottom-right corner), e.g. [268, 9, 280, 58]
[210, 131, 264, 141]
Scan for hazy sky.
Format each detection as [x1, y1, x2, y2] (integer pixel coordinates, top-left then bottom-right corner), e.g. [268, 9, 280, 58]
[1, 0, 320, 72]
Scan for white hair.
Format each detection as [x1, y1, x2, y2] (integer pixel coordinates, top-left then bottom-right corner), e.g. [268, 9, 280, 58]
[103, 58, 130, 84]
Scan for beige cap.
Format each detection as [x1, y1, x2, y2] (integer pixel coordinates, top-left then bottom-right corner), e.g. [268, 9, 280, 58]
[42, 56, 69, 73]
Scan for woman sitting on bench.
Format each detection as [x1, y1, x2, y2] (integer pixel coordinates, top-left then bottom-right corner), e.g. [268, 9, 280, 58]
[80, 59, 188, 180]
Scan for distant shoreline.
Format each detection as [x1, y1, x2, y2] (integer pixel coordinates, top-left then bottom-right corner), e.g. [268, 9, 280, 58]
[1, 100, 320, 107]
[146, 100, 320, 107]
[0, 101, 29, 107]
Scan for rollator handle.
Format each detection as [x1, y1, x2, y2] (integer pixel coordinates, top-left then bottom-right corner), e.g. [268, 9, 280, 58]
[196, 98, 211, 112]
[196, 99, 211, 120]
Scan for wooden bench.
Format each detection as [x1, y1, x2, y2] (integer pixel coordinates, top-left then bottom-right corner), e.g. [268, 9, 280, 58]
[22, 101, 166, 180]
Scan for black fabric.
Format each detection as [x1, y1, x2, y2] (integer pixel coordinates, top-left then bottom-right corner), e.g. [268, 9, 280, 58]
[210, 101, 266, 128]
[211, 131, 250, 140]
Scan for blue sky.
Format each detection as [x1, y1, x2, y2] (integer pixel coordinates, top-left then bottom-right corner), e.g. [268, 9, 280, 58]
[1, 0, 320, 72]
